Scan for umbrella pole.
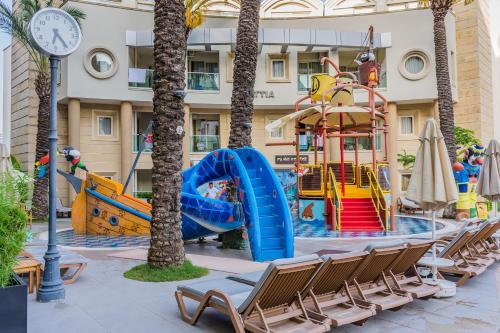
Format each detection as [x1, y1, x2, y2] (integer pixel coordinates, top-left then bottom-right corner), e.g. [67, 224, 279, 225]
[432, 210, 437, 281]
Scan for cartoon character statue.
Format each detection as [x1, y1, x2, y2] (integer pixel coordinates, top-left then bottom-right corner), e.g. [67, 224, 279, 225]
[34, 150, 50, 178]
[62, 146, 88, 175]
[452, 144, 485, 220]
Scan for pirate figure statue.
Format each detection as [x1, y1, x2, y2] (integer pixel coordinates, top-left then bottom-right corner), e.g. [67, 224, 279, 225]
[62, 146, 89, 175]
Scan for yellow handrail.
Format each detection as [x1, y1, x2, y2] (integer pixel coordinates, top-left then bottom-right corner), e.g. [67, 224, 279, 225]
[367, 170, 389, 231]
[329, 168, 343, 231]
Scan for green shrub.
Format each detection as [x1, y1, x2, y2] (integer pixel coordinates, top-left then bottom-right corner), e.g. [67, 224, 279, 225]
[397, 151, 416, 170]
[0, 171, 32, 204]
[136, 192, 153, 200]
[0, 202, 28, 288]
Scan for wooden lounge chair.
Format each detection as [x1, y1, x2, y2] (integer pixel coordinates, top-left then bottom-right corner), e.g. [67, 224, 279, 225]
[56, 198, 72, 218]
[464, 220, 500, 261]
[175, 255, 331, 333]
[459, 221, 498, 266]
[397, 196, 423, 215]
[348, 242, 413, 311]
[433, 230, 487, 286]
[23, 246, 88, 284]
[386, 241, 439, 299]
[301, 252, 377, 328]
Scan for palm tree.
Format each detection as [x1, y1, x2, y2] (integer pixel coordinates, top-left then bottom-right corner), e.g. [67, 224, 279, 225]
[0, 0, 85, 219]
[185, 0, 209, 39]
[419, 0, 474, 163]
[224, 0, 259, 248]
[147, 0, 187, 268]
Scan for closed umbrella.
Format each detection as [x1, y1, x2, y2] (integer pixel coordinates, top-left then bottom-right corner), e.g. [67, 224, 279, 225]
[476, 139, 500, 216]
[0, 143, 11, 173]
[406, 119, 458, 281]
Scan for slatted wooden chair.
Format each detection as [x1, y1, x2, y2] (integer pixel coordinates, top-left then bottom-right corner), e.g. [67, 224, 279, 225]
[348, 242, 413, 311]
[433, 230, 487, 286]
[300, 252, 377, 328]
[176, 255, 331, 333]
[385, 241, 439, 299]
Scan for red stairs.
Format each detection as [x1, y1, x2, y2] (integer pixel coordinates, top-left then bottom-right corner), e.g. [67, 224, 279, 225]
[340, 198, 384, 232]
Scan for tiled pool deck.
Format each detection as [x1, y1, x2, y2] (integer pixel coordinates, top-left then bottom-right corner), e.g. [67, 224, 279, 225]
[27, 220, 500, 333]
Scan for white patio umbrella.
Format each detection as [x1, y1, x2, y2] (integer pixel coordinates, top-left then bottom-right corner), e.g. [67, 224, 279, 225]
[0, 143, 12, 173]
[406, 119, 458, 281]
[476, 139, 500, 217]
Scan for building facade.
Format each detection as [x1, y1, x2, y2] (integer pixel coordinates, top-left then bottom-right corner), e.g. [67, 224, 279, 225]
[8, 0, 495, 206]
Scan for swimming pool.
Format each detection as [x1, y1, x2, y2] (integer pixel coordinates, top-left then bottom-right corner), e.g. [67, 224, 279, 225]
[294, 215, 446, 238]
[56, 214, 446, 248]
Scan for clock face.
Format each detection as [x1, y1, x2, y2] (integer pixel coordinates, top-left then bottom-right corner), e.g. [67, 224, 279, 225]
[29, 8, 82, 57]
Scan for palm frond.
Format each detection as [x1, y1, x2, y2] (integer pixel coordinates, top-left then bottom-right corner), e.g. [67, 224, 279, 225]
[18, 0, 40, 23]
[62, 5, 86, 28]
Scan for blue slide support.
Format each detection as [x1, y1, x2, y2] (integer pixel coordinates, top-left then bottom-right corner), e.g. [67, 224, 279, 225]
[180, 147, 294, 262]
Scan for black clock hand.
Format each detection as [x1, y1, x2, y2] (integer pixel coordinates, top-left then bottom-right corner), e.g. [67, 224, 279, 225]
[52, 29, 68, 48]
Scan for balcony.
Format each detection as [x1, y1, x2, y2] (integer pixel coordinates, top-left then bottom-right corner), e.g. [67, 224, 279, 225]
[298, 71, 387, 92]
[129, 68, 154, 89]
[132, 134, 153, 153]
[187, 72, 220, 91]
[190, 135, 220, 153]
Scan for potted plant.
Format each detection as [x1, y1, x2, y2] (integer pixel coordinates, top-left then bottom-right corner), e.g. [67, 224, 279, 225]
[0, 174, 29, 333]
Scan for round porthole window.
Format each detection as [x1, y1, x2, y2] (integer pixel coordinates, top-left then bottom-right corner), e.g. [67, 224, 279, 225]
[84, 47, 118, 79]
[405, 56, 425, 74]
[108, 216, 119, 227]
[399, 50, 431, 81]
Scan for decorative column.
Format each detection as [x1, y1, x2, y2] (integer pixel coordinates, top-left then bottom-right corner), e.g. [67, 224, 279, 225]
[120, 101, 133, 193]
[387, 102, 398, 229]
[67, 98, 80, 202]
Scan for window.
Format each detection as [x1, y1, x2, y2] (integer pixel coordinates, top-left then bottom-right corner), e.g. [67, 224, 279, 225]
[400, 116, 414, 135]
[271, 60, 285, 79]
[84, 48, 118, 79]
[399, 50, 431, 80]
[401, 174, 412, 192]
[97, 116, 113, 136]
[191, 114, 220, 153]
[91, 52, 113, 73]
[267, 54, 289, 82]
[405, 56, 424, 74]
[343, 136, 381, 151]
[267, 118, 283, 139]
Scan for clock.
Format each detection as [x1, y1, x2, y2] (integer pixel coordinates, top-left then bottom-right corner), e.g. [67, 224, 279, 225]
[28, 7, 82, 57]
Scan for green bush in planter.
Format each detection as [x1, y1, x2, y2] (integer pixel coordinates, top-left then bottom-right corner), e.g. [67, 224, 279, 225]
[0, 175, 28, 287]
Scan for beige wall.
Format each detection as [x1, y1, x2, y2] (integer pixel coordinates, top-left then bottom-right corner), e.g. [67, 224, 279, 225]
[453, 0, 494, 144]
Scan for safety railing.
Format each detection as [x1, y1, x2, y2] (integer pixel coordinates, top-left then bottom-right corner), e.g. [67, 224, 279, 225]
[297, 164, 324, 197]
[368, 170, 389, 231]
[328, 168, 343, 231]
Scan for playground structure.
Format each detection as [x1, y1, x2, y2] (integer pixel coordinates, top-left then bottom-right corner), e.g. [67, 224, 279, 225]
[266, 49, 395, 233]
[453, 144, 485, 220]
[62, 147, 294, 262]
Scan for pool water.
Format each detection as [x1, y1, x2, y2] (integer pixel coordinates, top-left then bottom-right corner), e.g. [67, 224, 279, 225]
[57, 215, 440, 248]
[57, 230, 150, 248]
[294, 215, 444, 238]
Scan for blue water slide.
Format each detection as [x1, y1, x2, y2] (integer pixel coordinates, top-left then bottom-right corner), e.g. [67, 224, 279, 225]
[180, 147, 294, 262]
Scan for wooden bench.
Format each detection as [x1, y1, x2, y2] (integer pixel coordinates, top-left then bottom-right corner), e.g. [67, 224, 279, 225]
[13, 259, 41, 293]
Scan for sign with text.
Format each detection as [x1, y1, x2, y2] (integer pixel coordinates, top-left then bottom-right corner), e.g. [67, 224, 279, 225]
[275, 155, 309, 165]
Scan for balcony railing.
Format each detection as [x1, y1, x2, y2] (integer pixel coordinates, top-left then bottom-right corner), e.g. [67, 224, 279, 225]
[133, 134, 153, 153]
[129, 68, 154, 88]
[190, 135, 220, 153]
[187, 72, 220, 91]
[298, 71, 387, 91]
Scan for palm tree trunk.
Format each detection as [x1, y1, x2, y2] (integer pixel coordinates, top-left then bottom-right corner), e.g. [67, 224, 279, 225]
[224, 0, 260, 248]
[147, 0, 186, 268]
[31, 72, 51, 219]
[433, 7, 457, 163]
[228, 0, 260, 148]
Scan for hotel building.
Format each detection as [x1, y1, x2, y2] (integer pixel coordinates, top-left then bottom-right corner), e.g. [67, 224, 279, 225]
[7, 0, 495, 206]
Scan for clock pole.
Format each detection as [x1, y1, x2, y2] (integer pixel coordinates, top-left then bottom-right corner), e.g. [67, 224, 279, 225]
[37, 55, 65, 302]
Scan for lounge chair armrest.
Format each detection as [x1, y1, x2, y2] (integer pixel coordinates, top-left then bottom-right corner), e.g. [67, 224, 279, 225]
[392, 288, 411, 297]
[305, 310, 329, 325]
[352, 299, 374, 309]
